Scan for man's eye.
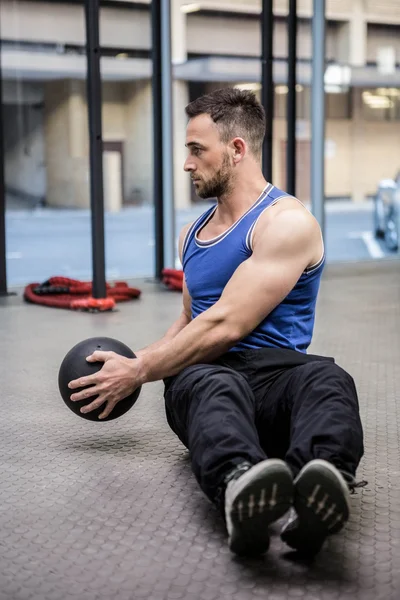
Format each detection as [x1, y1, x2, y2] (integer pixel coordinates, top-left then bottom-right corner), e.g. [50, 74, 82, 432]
[192, 148, 202, 156]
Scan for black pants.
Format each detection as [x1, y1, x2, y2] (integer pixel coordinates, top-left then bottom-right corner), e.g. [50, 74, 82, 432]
[164, 348, 364, 504]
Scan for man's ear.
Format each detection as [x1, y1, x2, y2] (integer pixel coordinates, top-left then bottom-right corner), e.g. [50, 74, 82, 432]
[231, 137, 247, 164]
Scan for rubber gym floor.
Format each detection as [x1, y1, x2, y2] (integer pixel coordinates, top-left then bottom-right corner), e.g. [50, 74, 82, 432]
[0, 260, 399, 600]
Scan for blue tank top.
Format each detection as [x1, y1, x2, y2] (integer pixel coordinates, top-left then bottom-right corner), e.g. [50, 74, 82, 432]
[182, 184, 325, 353]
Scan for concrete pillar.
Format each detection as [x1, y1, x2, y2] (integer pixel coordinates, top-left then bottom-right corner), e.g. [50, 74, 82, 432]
[337, 0, 367, 67]
[171, 0, 187, 66]
[44, 79, 89, 208]
[124, 80, 154, 205]
[172, 0, 191, 210]
[121, 5, 190, 210]
[103, 151, 122, 212]
[44, 80, 70, 208]
[68, 80, 90, 209]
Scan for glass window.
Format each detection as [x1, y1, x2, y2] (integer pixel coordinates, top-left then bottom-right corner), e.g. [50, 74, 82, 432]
[275, 86, 351, 120]
[99, 1, 155, 279]
[361, 88, 400, 121]
[326, 91, 352, 119]
[274, 84, 311, 120]
[1, 0, 91, 286]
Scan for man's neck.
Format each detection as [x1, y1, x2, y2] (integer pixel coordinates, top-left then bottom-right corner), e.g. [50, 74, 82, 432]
[216, 174, 269, 225]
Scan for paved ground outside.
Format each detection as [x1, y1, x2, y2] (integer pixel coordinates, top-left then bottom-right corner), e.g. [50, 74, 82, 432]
[5, 200, 398, 286]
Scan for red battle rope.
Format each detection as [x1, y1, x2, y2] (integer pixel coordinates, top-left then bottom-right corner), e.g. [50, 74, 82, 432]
[24, 277, 141, 311]
[162, 269, 183, 291]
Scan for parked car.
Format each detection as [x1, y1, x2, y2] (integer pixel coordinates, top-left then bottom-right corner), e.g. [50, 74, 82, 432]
[374, 172, 400, 251]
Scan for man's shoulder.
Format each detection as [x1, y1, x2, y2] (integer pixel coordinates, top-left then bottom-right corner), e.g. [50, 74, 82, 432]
[261, 195, 318, 231]
[178, 222, 193, 261]
[252, 196, 322, 262]
[179, 222, 193, 240]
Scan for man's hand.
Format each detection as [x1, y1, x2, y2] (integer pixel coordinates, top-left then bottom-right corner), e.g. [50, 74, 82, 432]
[68, 351, 144, 420]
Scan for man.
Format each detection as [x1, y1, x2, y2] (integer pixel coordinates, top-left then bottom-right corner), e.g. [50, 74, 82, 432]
[69, 88, 364, 558]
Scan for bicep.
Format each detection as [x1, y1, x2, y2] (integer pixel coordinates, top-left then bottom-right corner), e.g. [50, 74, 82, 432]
[212, 211, 317, 337]
[219, 251, 306, 334]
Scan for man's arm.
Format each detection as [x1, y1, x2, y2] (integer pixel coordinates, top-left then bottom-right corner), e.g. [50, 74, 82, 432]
[68, 205, 322, 420]
[67, 227, 193, 419]
[135, 282, 191, 358]
[138, 207, 321, 383]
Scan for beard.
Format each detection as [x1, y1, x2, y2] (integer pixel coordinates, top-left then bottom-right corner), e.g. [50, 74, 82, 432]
[194, 153, 233, 199]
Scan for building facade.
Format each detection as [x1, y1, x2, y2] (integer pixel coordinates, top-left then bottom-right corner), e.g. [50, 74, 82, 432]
[1, 0, 400, 212]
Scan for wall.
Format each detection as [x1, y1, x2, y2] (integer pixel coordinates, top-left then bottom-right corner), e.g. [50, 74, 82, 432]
[0, 0, 150, 49]
[5, 77, 400, 209]
[124, 80, 154, 205]
[102, 84, 126, 142]
[186, 16, 338, 60]
[3, 98, 46, 203]
[122, 79, 191, 209]
[41, 78, 190, 210]
[348, 88, 400, 202]
[4, 0, 399, 64]
[272, 91, 400, 202]
[2, 0, 400, 62]
[366, 24, 400, 63]
[43, 79, 153, 209]
[272, 119, 353, 201]
[210, 0, 352, 20]
[44, 79, 89, 209]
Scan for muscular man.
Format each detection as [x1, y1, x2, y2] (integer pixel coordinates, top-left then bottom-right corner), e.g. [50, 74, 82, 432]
[69, 88, 364, 557]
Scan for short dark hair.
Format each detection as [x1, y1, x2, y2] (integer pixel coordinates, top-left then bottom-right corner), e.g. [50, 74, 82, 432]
[185, 87, 266, 158]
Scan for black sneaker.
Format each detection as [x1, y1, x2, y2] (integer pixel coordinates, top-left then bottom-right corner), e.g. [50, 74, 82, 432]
[224, 459, 294, 557]
[280, 459, 350, 557]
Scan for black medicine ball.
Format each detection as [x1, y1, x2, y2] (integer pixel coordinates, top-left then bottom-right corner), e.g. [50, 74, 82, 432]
[58, 336, 141, 421]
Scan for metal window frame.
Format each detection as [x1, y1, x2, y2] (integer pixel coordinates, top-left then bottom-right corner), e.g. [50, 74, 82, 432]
[261, 0, 274, 182]
[287, 0, 297, 196]
[0, 9, 8, 296]
[311, 0, 326, 235]
[85, 0, 107, 298]
[151, 0, 175, 279]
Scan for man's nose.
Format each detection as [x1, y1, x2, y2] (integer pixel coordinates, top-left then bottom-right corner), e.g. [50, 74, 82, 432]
[184, 157, 195, 172]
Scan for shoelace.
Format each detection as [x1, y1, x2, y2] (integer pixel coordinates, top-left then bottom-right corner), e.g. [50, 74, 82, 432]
[223, 462, 252, 487]
[339, 470, 368, 494]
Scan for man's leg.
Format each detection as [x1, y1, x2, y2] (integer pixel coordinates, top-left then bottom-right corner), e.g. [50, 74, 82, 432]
[164, 363, 266, 496]
[164, 363, 293, 555]
[259, 360, 364, 555]
[284, 361, 364, 477]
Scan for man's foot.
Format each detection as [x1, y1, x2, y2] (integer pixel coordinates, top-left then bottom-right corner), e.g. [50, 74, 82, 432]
[280, 459, 350, 557]
[224, 459, 293, 556]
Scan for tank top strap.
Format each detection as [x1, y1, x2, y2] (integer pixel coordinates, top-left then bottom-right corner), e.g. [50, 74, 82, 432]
[182, 205, 216, 260]
[245, 189, 303, 252]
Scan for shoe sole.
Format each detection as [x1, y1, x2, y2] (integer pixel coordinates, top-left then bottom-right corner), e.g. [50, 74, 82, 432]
[283, 459, 350, 554]
[226, 459, 294, 556]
